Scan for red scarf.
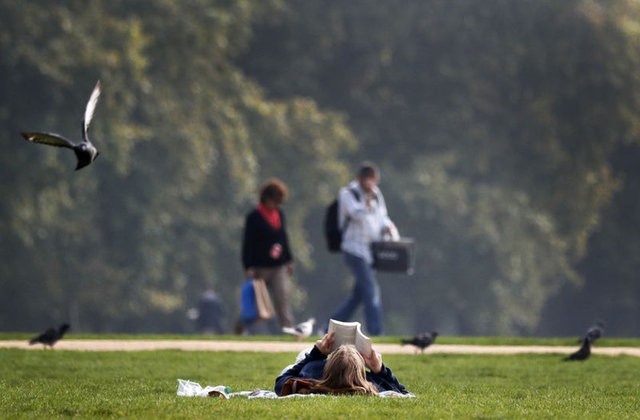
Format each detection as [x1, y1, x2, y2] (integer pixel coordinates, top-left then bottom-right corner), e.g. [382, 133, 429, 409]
[257, 203, 281, 229]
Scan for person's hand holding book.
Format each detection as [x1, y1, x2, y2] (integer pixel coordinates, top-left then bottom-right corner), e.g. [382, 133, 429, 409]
[362, 349, 382, 374]
[316, 332, 336, 356]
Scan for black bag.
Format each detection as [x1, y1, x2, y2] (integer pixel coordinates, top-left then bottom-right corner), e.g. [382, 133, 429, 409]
[371, 238, 415, 274]
[324, 188, 360, 252]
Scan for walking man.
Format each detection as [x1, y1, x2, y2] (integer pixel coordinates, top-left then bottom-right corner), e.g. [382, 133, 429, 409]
[327, 162, 398, 335]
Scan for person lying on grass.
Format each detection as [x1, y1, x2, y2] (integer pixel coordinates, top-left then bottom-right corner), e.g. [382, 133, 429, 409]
[274, 332, 408, 396]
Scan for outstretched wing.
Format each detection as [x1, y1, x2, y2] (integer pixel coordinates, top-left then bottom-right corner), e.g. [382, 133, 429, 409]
[21, 132, 75, 149]
[83, 80, 102, 140]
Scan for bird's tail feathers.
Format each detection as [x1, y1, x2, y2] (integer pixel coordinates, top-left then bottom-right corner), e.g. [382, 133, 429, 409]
[282, 327, 300, 336]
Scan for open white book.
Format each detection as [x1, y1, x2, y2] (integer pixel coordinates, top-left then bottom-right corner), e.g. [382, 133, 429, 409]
[327, 319, 372, 355]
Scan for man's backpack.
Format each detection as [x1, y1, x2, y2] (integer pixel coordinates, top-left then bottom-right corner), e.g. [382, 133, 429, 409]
[324, 188, 359, 252]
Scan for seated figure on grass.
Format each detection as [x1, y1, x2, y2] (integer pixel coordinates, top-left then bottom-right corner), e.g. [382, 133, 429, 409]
[274, 332, 408, 396]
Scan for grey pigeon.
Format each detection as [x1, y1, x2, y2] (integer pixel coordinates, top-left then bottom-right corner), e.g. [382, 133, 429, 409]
[401, 331, 438, 353]
[564, 337, 591, 361]
[21, 80, 102, 170]
[29, 323, 70, 348]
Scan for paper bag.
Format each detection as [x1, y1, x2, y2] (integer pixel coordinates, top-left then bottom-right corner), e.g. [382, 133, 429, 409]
[252, 278, 274, 320]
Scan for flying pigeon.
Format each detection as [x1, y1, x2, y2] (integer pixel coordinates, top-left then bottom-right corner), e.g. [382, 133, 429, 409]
[282, 318, 315, 341]
[29, 323, 70, 348]
[401, 331, 438, 353]
[21, 80, 102, 170]
[564, 336, 591, 361]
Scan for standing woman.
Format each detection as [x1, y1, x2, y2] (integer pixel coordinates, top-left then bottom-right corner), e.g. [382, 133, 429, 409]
[240, 178, 295, 333]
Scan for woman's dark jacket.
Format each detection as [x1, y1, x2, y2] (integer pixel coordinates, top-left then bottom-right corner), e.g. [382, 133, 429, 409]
[242, 208, 293, 269]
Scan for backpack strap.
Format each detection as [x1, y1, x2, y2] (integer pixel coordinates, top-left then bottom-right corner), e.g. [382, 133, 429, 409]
[341, 187, 360, 234]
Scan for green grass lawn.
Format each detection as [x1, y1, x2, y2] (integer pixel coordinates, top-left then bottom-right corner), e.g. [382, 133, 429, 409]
[1, 346, 638, 418]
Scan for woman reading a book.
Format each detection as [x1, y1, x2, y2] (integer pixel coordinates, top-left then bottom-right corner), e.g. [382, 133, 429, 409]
[274, 332, 408, 396]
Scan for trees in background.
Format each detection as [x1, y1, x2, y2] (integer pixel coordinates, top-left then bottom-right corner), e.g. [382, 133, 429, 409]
[0, 0, 355, 332]
[0, 0, 638, 335]
[240, 0, 640, 335]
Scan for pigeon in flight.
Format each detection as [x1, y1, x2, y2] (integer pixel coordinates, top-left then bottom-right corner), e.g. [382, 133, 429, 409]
[401, 331, 438, 353]
[583, 320, 605, 344]
[21, 80, 102, 170]
[282, 318, 315, 341]
[29, 323, 70, 349]
[564, 336, 591, 361]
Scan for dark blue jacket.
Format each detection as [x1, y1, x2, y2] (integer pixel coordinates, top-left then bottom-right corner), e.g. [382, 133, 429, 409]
[274, 345, 408, 396]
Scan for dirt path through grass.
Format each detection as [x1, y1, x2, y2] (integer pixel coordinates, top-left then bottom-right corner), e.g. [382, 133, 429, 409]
[1, 339, 638, 357]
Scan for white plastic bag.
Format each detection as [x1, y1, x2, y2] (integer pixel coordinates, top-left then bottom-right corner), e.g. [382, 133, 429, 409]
[177, 379, 230, 398]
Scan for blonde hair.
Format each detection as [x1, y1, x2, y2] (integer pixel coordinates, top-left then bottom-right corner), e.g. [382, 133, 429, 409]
[312, 345, 379, 395]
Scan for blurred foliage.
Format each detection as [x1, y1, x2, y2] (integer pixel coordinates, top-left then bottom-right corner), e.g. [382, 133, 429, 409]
[0, 0, 639, 335]
[239, 0, 640, 335]
[0, 0, 354, 332]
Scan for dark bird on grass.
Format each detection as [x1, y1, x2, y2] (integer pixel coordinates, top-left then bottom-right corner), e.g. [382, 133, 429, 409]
[583, 320, 605, 344]
[563, 337, 591, 361]
[401, 331, 438, 353]
[21, 80, 102, 170]
[29, 323, 70, 348]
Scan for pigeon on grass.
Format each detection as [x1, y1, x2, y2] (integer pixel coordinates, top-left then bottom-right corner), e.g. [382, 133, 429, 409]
[29, 323, 70, 349]
[401, 331, 438, 353]
[564, 320, 604, 361]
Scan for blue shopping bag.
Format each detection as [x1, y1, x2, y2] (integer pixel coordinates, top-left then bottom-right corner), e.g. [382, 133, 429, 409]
[240, 278, 258, 323]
